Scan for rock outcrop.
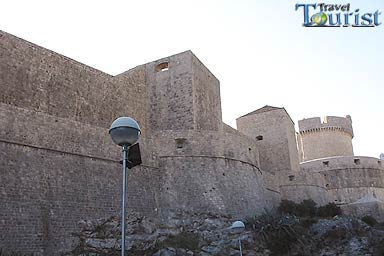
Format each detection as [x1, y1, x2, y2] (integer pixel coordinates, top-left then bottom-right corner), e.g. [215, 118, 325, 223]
[66, 210, 384, 256]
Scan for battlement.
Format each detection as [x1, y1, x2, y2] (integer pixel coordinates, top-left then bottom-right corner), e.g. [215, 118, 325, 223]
[299, 115, 353, 137]
[297, 115, 354, 162]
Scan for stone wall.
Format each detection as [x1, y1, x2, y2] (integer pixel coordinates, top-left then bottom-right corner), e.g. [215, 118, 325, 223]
[158, 157, 267, 217]
[1, 30, 383, 255]
[279, 171, 329, 205]
[0, 30, 148, 132]
[153, 130, 259, 165]
[300, 156, 384, 204]
[191, 53, 222, 132]
[0, 104, 161, 255]
[145, 52, 195, 132]
[279, 156, 384, 208]
[0, 31, 155, 254]
[144, 51, 223, 133]
[0, 31, 274, 255]
[152, 129, 273, 217]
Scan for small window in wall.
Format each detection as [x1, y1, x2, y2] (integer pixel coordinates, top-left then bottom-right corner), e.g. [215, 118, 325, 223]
[288, 175, 295, 181]
[323, 161, 329, 167]
[155, 62, 169, 72]
[175, 138, 187, 149]
[256, 135, 263, 141]
[378, 161, 382, 167]
[354, 159, 360, 165]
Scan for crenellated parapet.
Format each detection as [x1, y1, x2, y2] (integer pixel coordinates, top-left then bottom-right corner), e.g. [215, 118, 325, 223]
[297, 115, 354, 162]
[298, 115, 353, 138]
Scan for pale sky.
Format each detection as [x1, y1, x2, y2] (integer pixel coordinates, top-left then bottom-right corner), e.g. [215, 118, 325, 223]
[1, 0, 383, 158]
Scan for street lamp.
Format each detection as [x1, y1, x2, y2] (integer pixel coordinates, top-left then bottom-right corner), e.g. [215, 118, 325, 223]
[230, 221, 245, 256]
[109, 117, 141, 256]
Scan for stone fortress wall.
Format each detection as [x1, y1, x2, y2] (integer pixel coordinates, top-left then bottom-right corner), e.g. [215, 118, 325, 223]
[0, 31, 278, 255]
[0, 30, 383, 255]
[0, 30, 160, 254]
[300, 156, 384, 204]
[279, 156, 384, 206]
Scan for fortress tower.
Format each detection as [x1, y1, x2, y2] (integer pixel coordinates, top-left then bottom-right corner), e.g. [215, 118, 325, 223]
[297, 115, 354, 162]
[131, 50, 223, 133]
[236, 106, 300, 173]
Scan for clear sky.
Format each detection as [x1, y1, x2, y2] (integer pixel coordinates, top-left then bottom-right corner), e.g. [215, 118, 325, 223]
[1, 0, 383, 158]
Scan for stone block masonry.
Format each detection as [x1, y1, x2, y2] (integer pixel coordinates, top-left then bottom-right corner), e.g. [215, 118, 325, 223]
[0, 31, 271, 255]
[1, 30, 383, 255]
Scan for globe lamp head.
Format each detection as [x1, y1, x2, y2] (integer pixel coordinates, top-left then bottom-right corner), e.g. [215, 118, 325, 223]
[109, 117, 141, 146]
[230, 220, 245, 233]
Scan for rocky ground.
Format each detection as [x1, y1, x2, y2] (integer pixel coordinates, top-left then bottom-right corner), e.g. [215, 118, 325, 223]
[66, 210, 384, 256]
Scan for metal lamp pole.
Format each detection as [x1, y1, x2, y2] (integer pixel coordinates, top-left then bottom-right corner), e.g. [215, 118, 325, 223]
[121, 145, 128, 255]
[109, 117, 141, 256]
[239, 237, 243, 256]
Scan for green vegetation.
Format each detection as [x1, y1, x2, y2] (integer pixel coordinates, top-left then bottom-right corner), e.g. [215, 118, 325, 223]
[317, 203, 342, 217]
[245, 211, 309, 255]
[361, 215, 378, 227]
[158, 231, 200, 251]
[278, 199, 342, 217]
[245, 199, 345, 255]
[374, 221, 384, 231]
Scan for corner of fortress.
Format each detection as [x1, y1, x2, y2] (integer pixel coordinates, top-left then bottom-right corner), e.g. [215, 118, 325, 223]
[1, 30, 383, 255]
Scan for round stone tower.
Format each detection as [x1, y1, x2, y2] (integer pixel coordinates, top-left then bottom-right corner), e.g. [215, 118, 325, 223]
[297, 115, 354, 162]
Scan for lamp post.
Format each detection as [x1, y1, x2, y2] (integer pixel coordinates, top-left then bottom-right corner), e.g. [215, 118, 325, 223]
[109, 117, 141, 256]
[230, 221, 245, 256]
